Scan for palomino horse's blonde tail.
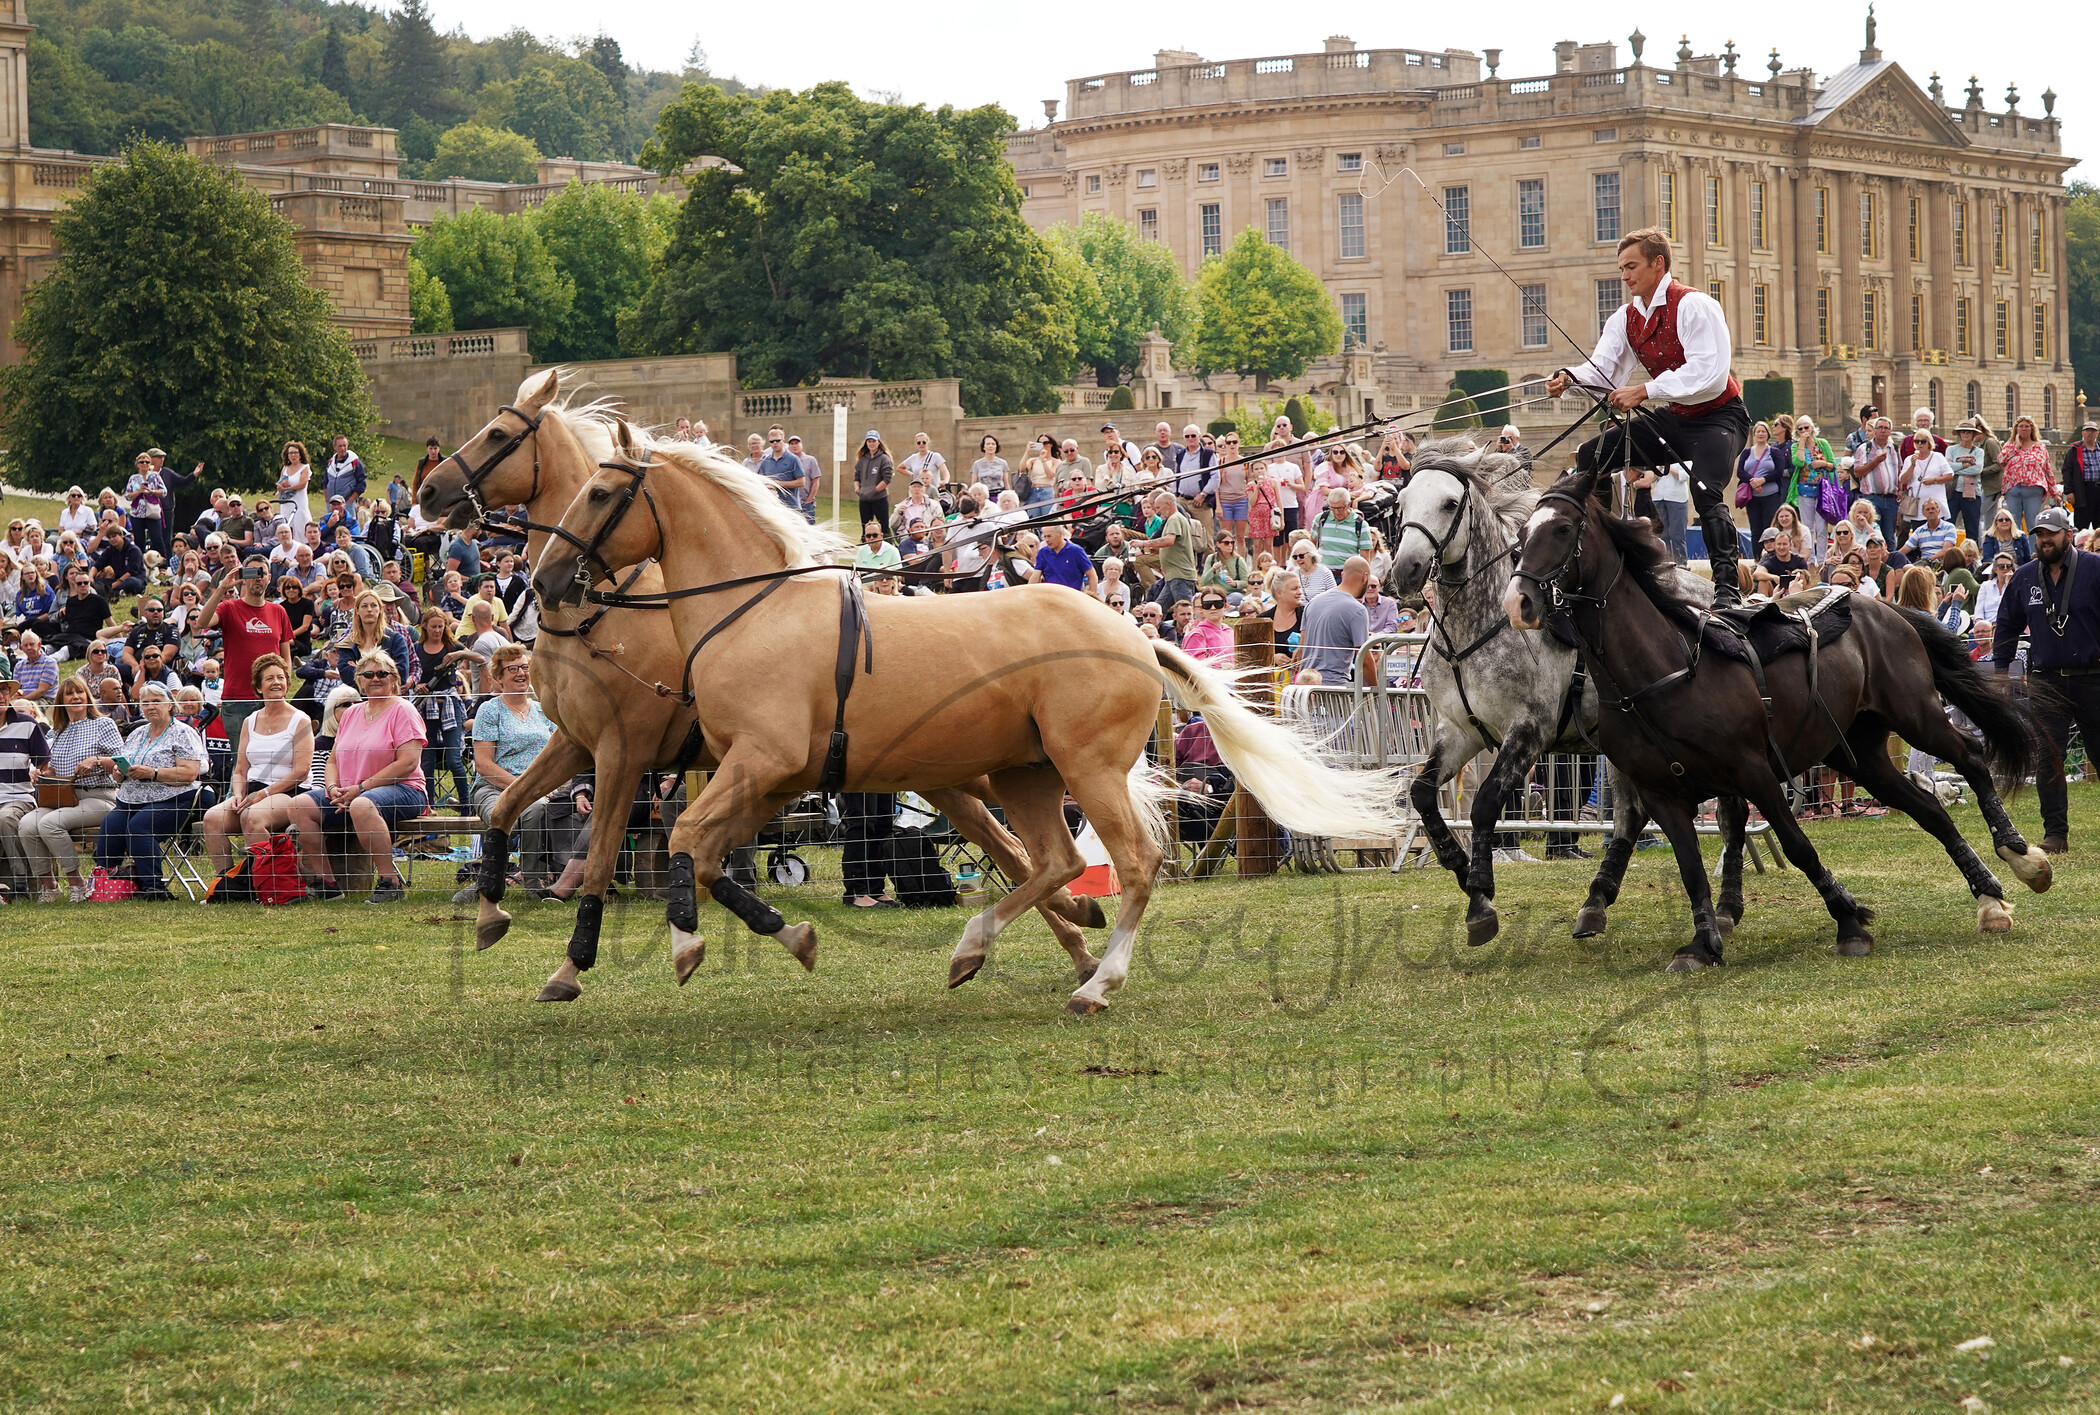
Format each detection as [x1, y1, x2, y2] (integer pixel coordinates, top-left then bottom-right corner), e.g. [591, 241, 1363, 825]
[1124, 759, 1176, 856]
[1149, 641, 1410, 841]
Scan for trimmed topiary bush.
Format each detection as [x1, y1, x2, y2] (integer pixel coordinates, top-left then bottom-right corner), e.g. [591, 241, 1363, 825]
[1105, 384, 1136, 411]
[1206, 417, 1237, 436]
[1282, 396, 1309, 436]
[1432, 387, 1482, 430]
[1451, 368, 1511, 427]
[1743, 377, 1795, 425]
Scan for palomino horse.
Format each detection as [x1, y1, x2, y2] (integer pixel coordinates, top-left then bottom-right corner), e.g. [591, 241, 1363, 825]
[1505, 466, 2052, 969]
[530, 433, 1409, 1014]
[1366, 441, 1751, 947]
[420, 369, 1112, 1001]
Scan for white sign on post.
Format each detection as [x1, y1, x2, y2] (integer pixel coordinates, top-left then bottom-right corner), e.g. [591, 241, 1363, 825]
[832, 403, 848, 534]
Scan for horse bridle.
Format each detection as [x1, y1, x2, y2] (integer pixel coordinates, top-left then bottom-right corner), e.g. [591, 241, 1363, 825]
[445, 403, 545, 522]
[560, 453, 668, 598]
[1508, 487, 1595, 616]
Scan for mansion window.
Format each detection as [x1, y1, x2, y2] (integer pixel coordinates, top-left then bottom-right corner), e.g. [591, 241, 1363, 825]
[1520, 283, 1548, 348]
[1444, 186, 1471, 254]
[1705, 175, 1722, 246]
[1518, 179, 1546, 249]
[1138, 208, 1158, 241]
[1340, 292, 1368, 348]
[1750, 181, 1768, 249]
[1595, 278, 1620, 334]
[1337, 152, 1363, 172]
[1199, 203, 1222, 257]
[1263, 157, 1288, 177]
[1658, 171, 1677, 240]
[1446, 288, 1474, 352]
[1085, 174, 1101, 195]
[1593, 172, 1620, 244]
[1953, 202, 1970, 265]
[1752, 284, 1770, 345]
[1197, 162, 1220, 183]
[1266, 198, 1289, 249]
[1338, 193, 1365, 259]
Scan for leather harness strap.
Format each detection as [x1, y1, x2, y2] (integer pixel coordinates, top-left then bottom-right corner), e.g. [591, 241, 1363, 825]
[820, 576, 874, 793]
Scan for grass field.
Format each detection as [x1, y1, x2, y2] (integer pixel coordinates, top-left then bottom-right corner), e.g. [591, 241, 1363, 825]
[5, 794, 2099, 1413]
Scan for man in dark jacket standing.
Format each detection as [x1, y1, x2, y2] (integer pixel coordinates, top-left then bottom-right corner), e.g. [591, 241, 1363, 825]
[1993, 507, 2100, 853]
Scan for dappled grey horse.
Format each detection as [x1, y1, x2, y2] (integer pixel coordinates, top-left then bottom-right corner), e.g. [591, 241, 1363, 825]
[1363, 442, 1750, 948]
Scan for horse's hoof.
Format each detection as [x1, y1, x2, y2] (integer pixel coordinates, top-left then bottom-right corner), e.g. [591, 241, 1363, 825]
[1716, 912, 1737, 939]
[1977, 897, 2014, 934]
[1072, 895, 1108, 930]
[775, 922, 818, 972]
[1065, 994, 1107, 1016]
[1997, 843, 2053, 894]
[535, 980, 582, 1003]
[1664, 950, 1717, 972]
[1466, 905, 1500, 947]
[474, 910, 512, 951]
[671, 928, 705, 986]
[947, 956, 983, 989]
[1836, 935, 1874, 957]
[1571, 904, 1608, 939]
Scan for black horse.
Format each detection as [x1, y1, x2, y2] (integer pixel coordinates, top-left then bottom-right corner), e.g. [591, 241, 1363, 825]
[1503, 466, 2053, 970]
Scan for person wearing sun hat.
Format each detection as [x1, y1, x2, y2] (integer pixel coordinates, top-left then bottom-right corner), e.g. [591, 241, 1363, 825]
[853, 430, 894, 537]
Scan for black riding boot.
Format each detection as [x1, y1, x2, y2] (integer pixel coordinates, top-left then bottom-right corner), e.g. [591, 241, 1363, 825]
[1702, 507, 1744, 609]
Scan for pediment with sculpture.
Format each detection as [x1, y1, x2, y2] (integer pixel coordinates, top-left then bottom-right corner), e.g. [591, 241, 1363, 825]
[1822, 67, 1969, 148]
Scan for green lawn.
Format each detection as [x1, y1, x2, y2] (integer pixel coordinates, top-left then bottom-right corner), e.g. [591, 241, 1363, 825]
[5, 794, 2099, 1412]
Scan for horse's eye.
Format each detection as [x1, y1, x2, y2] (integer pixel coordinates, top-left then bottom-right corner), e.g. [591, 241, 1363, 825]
[1442, 500, 1457, 512]
[589, 487, 611, 504]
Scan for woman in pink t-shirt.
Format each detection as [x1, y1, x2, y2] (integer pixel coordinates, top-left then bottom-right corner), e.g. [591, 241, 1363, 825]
[287, 649, 428, 902]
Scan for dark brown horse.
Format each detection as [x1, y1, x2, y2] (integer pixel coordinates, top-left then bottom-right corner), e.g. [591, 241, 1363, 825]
[1503, 466, 2052, 969]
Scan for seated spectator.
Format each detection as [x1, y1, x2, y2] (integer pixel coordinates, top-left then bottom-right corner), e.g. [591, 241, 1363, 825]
[91, 524, 147, 598]
[122, 595, 179, 676]
[196, 658, 224, 706]
[130, 644, 181, 700]
[409, 606, 480, 809]
[1902, 499, 1958, 564]
[12, 632, 57, 703]
[11, 566, 56, 632]
[1981, 509, 2032, 567]
[329, 589, 412, 685]
[1180, 593, 1234, 663]
[854, 520, 903, 575]
[15, 674, 124, 901]
[30, 566, 110, 661]
[1250, 566, 1307, 664]
[0, 672, 50, 899]
[1287, 540, 1336, 599]
[1975, 552, 2018, 623]
[199, 655, 314, 876]
[469, 643, 554, 825]
[331, 523, 374, 578]
[1198, 532, 1253, 603]
[288, 650, 428, 903]
[89, 682, 209, 901]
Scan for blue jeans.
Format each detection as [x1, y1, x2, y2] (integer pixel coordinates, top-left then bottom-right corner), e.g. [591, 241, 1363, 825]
[96, 789, 209, 893]
[1655, 499, 1689, 563]
[1953, 494, 1982, 541]
[2003, 484, 2046, 534]
[307, 783, 430, 829]
[421, 718, 469, 805]
[1865, 494, 1901, 548]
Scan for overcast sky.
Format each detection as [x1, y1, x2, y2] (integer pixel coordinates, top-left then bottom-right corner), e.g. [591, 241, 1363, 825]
[437, 1, 2091, 169]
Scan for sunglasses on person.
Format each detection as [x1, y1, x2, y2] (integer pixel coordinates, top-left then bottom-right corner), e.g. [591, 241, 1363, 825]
[357, 670, 396, 681]
[1293, 551, 1315, 562]
[1199, 599, 1226, 610]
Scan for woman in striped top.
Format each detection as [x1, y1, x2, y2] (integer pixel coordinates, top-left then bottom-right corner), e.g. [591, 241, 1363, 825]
[18, 675, 125, 901]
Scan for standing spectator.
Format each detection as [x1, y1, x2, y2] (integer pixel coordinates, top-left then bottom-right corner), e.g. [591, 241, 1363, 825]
[288, 651, 427, 903]
[1851, 416, 1902, 547]
[1211, 431, 1254, 550]
[1898, 406, 1948, 462]
[278, 578, 317, 660]
[1027, 521, 1094, 593]
[853, 432, 894, 535]
[1297, 557, 1374, 684]
[1100, 422, 1142, 469]
[1377, 426, 1412, 482]
[1737, 420, 1788, 547]
[409, 606, 481, 809]
[387, 472, 414, 518]
[412, 437, 446, 494]
[1999, 416, 2053, 532]
[15, 675, 123, 901]
[901, 433, 948, 490]
[1992, 508, 2100, 853]
[196, 560, 293, 746]
[788, 434, 821, 524]
[2062, 421, 2100, 533]
[198, 655, 313, 875]
[1905, 431, 1955, 530]
[1651, 460, 1691, 563]
[1136, 490, 1199, 608]
[1309, 487, 1371, 572]
[755, 426, 806, 508]
[275, 441, 314, 545]
[90, 682, 207, 901]
[1948, 419, 1990, 539]
[123, 452, 169, 556]
[1363, 576, 1401, 636]
[1494, 425, 1533, 468]
[1056, 439, 1092, 489]
[838, 788, 898, 909]
[321, 435, 367, 505]
[0, 672, 51, 898]
[969, 434, 1009, 495]
[1788, 416, 1842, 558]
[1173, 423, 1218, 543]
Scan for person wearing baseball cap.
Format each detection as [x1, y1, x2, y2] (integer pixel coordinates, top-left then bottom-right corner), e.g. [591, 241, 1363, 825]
[1992, 504, 2100, 854]
[782, 433, 821, 523]
[854, 430, 894, 538]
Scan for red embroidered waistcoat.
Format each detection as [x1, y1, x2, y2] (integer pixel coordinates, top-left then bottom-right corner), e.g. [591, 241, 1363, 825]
[1623, 280, 1742, 418]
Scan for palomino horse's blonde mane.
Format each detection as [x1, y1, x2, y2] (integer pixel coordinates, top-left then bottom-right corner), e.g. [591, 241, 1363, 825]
[636, 433, 850, 568]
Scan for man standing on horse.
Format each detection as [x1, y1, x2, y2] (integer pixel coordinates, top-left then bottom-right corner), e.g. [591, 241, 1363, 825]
[1547, 228, 1751, 608]
[1992, 506, 2100, 856]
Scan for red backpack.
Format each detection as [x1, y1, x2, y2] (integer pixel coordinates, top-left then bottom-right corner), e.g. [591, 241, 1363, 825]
[205, 832, 308, 906]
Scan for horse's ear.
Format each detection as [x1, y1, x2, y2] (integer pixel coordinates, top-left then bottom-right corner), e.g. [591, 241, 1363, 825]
[613, 418, 642, 458]
[518, 367, 559, 412]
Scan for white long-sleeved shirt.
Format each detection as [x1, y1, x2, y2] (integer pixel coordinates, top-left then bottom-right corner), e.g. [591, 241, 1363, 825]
[1568, 281, 1734, 409]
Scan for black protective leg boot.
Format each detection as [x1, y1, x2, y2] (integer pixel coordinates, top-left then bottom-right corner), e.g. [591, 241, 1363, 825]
[1703, 508, 1744, 609]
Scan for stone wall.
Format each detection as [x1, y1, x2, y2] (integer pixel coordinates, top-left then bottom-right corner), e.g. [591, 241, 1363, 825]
[358, 328, 532, 446]
[526, 353, 740, 433]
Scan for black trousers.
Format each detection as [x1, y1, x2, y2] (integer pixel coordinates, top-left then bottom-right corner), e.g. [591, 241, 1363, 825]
[857, 496, 891, 536]
[1575, 397, 1751, 521]
[841, 792, 896, 899]
[2026, 670, 2100, 837]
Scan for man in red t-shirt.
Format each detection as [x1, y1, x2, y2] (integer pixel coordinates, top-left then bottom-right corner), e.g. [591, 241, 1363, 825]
[197, 558, 293, 745]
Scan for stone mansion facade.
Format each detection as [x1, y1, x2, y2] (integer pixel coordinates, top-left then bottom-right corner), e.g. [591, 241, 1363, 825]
[1009, 25, 2079, 434]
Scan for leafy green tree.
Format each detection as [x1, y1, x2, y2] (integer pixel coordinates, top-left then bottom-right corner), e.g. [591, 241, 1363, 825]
[409, 256, 454, 333]
[1188, 228, 1342, 390]
[426, 123, 540, 183]
[171, 41, 351, 136]
[27, 36, 114, 152]
[412, 207, 574, 354]
[506, 60, 620, 162]
[318, 22, 352, 98]
[381, 0, 459, 126]
[631, 81, 1074, 416]
[0, 142, 373, 495]
[582, 36, 628, 107]
[1043, 212, 1196, 386]
[528, 182, 671, 361]
[2066, 183, 2100, 413]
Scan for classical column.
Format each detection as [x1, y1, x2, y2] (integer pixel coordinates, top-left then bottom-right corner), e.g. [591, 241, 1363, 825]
[1790, 165, 1819, 358]
[1774, 165, 1799, 355]
[1891, 181, 1914, 358]
[1927, 179, 1956, 364]
[1834, 170, 1860, 349]
[1683, 157, 1706, 289]
[1730, 161, 1753, 346]
[2055, 190, 2071, 374]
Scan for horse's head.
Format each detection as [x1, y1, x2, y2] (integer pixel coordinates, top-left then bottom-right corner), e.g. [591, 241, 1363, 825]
[418, 368, 562, 528]
[1383, 465, 1475, 599]
[531, 425, 666, 610]
[1504, 466, 1602, 630]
